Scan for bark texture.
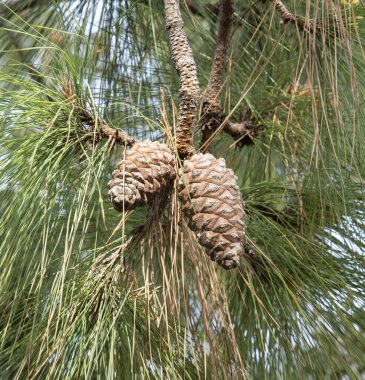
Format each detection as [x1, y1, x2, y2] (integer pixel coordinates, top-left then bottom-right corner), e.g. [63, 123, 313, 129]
[164, 0, 200, 159]
[77, 108, 136, 147]
[179, 153, 246, 269]
[200, 0, 234, 152]
[108, 141, 176, 211]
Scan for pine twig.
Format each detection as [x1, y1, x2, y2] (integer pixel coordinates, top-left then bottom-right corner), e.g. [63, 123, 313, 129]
[271, 0, 312, 33]
[272, 1, 345, 38]
[201, 108, 267, 150]
[164, 0, 200, 159]
[75, 105, 136, 148]
[224, 119, 265, 147]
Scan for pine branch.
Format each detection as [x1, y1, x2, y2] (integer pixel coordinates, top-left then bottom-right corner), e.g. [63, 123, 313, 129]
[198, 0, 339, 152]
[204, 0, 234, 110]
[201, 109, 266, 150]
[198, 1, 265, 151]
[200, 0, 234, 153]
[164, 0, 199, 159]
[223, 119, 265, 147]
[78, 110, 136, 147]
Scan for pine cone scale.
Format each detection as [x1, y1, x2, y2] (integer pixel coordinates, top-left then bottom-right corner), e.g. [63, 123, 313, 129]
[108, 141, 176, 211]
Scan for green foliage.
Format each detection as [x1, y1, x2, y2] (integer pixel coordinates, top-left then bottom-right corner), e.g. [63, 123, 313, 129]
[1, 0, 365, 379]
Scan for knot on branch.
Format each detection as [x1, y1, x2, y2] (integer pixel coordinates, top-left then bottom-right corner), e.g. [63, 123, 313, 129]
[200, 104, 266, 151]
[224, 108, 266, 148]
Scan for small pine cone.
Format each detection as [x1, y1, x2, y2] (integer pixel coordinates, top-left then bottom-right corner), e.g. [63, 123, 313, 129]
[108, 141, 176, 211]
[179, 153, 246, 269]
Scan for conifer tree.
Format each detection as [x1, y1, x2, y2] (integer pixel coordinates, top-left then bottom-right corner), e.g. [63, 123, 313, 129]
[1, 1, 365, 379]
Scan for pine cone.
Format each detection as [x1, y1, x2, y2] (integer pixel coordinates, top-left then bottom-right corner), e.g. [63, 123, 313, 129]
[108, 141, 176, 211]
[179, 153, 246, 269]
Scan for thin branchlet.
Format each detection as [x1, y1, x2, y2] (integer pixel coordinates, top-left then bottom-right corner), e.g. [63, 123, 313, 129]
[61, 78, 136, 147]
[77, 107, 136, 147]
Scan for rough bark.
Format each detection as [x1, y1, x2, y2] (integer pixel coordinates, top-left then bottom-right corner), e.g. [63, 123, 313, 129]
[100, 124, 135, 146]
[204, 0, 234, 109]
[200, 0, 234, 153]
[164, 0, 200, 159]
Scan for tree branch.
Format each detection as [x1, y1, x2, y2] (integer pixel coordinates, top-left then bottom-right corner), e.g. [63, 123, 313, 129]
[199, 0, 234, 153]
[198, 0, 316, 152]
[164, 0, 200, 159]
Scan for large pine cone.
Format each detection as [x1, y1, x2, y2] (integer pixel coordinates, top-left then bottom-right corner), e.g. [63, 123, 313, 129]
[108, 141, 176, 211]
[179, 153, 246, 269]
